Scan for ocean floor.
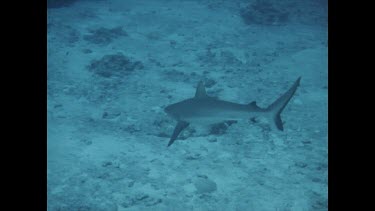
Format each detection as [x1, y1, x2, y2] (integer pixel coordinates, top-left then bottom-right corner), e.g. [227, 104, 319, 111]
[47, 0, 328, 210]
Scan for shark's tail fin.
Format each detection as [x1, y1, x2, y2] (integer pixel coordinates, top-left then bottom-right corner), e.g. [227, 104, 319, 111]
[266, 77, 301, 131]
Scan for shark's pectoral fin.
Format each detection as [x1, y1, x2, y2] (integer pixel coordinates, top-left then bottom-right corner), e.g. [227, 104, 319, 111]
[167, 121, 189, 147]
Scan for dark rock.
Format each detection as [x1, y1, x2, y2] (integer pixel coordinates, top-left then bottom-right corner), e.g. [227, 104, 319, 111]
[196, 48, 216, 65]
[87, 53, 143, 78]
[97, 172, 110, 179]
[220, 51, 242, 65]
[197, 174, 208, 179]
[194, 177, 217, 194]
[49, 24, 80, 45]
[146, 31, 162, 40]
[295, 162, 308, 168]
[316, 163, 328, 171]
[153, 118, 171, 127]
[102, 111, 121, 119]
[128, 181, 135, 187]
[179, 127, 196, 140]
[102, 161, 112, 167]
[203, 78, 216, 88]
[121, 194, 162, 208]
[209, 120, 237, 135]
[163, 69, 190, 82]
[302, 140, 311, 145]
[186, 153, 201, 160]
[136, 194, 149, 201]
[206, 88, 223, 98]
[240, 0, 289, 25]
[80, 138, 92, 145]
[152, 118, 176, 138]
[84, 26, 128, 45]
[250, 117, 258, 123]
[66, 30, 80, 44]
[156, 132, 170, 138]
[312, 197, 328, 210]
[170, 40, 177, 47]
[145, 198, 162, 207]
[54, 104, 62, 108]
[312, 177, 321, 183]
[208, 137, 217, 142]
[47, 0, 77, 8]
[82, 49, 93, 54]
[123, 124, 141, 134]
[210, 123, 227, 134]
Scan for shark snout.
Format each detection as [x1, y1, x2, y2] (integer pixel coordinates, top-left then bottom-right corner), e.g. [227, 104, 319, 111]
[164, 105, 179, 119]
[164, 105, 171, 114]
[164, 105, 174, 116]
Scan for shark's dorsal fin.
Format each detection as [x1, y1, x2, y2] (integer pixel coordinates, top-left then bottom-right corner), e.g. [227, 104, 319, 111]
[247, 101, 260, 109]
[194, 81, 208, 98]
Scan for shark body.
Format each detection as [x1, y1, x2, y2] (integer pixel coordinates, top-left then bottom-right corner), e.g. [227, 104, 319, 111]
[164, 77, 301, 147]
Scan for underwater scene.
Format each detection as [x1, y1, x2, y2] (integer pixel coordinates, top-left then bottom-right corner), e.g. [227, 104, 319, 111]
[47, 0, 328, 210]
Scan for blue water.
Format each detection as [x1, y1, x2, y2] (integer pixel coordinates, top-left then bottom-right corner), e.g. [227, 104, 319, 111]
[47, 0, 328, 210]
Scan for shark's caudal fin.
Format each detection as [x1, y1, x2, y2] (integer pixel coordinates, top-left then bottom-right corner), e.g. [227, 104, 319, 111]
[266, 77, 301, 131]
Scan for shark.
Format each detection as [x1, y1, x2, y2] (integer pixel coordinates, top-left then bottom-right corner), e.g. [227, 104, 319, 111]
[164, 77, 301, 147]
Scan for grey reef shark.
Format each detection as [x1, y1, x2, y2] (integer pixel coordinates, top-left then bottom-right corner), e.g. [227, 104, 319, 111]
[164, 77, 301, 147]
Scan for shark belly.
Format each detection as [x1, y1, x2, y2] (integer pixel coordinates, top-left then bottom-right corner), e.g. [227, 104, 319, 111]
[182, 109, 259, 125]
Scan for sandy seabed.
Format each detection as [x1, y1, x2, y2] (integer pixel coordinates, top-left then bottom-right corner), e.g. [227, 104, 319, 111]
[47, 0, 328, 210]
